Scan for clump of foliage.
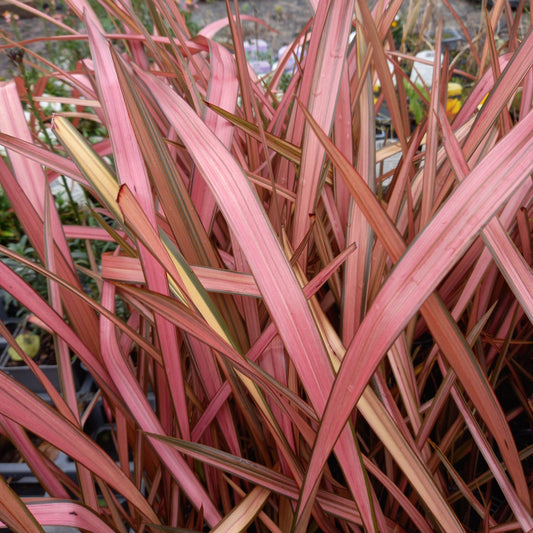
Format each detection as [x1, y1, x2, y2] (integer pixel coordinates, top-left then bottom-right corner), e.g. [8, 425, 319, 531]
[0, 0, 531, 531]
[0, 188, 23, 243]
[404, 79, 429, 123]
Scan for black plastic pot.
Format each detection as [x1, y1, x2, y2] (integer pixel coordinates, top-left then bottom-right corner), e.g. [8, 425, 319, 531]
[487, 0, 520, 8]
[426, 27, 464, 51]
[0, 323, 89, 396]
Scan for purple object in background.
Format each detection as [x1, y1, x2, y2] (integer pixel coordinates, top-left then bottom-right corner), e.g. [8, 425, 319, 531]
[244, 39, 269, 60]
[248, 60, 271, 76]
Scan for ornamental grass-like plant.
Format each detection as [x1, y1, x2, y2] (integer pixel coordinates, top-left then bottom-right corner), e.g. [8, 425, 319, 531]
[0, 0, 532, 531]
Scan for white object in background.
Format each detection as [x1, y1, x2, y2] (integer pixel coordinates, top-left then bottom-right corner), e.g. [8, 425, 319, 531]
[410, 50, 443, 87]
[50, 176, 86, 205]
[373, 58, 397, 88]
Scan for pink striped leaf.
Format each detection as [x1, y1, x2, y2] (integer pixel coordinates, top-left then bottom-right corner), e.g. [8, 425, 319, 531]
[439, 106, 533, 324]
[295, 107, 533, 526]
[190, 37, 239, 228]
[99, 281, 222, 527]
[102, 253, 260, 297]
[133, 69, 334, 409]
[461, 30, 532, 155]
[0, 84, 100, 355]
[198, 14, 273, 39]
[291, 0, 354, 258]
[117, 187, 297, 462]
[85, 14, 193, 439]
[0, 370, 159, 524]
[133, 66, 391, 529]
[0, 247, 162, 388]
[1, 500, 117, 532]
[117, 33, 252, 353]
[0, 132, 85, 186]
[114, 283, 316, 424]
[148, 435, 362, 525]
[0, 477, 44, 533]
[190, 243, 357, 441]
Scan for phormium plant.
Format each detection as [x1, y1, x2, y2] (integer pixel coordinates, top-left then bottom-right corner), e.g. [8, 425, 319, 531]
[0, 0, 531, 531]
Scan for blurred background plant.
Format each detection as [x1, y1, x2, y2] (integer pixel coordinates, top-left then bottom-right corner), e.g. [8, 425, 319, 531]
[0, 0, 531, 531]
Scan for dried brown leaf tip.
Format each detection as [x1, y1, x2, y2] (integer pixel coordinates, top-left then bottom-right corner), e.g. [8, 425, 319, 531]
[6, 47, 24, 67]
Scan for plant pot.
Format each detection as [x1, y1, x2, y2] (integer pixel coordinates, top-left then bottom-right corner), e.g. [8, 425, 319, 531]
[0, 449, 78, 492]
[441, 28, 464, 50]
[425, 27, 464, 51]
[0, 324, 88, 396]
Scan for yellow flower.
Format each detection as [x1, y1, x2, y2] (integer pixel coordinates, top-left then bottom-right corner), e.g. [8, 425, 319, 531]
[446, 82, 463, 117]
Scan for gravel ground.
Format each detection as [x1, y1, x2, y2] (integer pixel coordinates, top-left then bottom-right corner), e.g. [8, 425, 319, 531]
[187, 0, 491, 54]
[0, 1, 529, 78]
